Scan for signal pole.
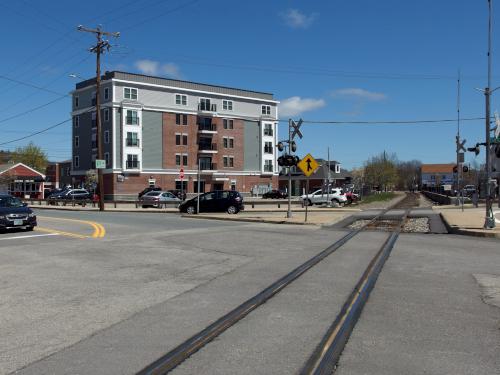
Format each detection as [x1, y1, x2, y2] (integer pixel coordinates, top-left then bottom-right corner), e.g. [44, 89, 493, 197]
[77, 25, 120, 211]
[287, 119, 292, 218]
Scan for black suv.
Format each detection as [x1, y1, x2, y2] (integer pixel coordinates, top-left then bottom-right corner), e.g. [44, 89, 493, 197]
[179, 190, 244, 214]
[0, 194, 37, 232]
[262, 190, 288, 199]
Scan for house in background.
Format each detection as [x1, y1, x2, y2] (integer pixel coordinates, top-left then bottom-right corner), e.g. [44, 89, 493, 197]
[278, 159, 351, 196]
[45, 160, 72, 192]
[421, 164, 455, 191]
[0, 163, 45, 198]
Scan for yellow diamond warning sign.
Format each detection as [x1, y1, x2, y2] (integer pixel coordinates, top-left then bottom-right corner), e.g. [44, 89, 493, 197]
[297, 153, 319, 177]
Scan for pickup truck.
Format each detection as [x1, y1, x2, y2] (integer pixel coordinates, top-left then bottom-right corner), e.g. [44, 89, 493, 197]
[301, 188, 348, 206]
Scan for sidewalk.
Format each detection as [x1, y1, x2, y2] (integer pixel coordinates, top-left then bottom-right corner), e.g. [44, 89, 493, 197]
[433, 203, 500, 238]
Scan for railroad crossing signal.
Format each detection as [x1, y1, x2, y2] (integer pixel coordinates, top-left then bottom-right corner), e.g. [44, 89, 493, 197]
[291, 119, 303, 140]
[297, 153, 319, 177]
[456, 136, 466, 152]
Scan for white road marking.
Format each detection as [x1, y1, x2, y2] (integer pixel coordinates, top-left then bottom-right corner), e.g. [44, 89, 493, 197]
[0, 233, 59, 241]
[494, 210, 500, 224]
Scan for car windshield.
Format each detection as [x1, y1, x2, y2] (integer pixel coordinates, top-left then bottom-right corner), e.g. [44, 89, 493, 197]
[146, 192, 161, 196]
[0, 196, 24, 208]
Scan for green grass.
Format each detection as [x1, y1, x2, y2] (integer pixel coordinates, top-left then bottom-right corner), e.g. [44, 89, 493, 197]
[358, 192, 397, 204]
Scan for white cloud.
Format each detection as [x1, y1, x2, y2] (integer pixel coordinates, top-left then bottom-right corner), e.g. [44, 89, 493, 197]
[135, 59, 182, 79]
[135, 59, 159, 75]
[331, 88, 387, 101]
[281, 9, 317, 29]
[279, 96, 325, 117]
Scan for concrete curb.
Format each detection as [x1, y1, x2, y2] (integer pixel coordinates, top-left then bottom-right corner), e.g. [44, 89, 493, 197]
[180, 214, 321, 226]
[438, 213, 500, 239]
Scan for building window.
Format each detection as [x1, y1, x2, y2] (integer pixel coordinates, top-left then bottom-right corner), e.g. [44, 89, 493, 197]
[223, 156, 234, 168]
[104, 152, 110, 167]
[175, 134, 187, 146]
[124, 87, 138, 100]
[104, 130, 110, 144]
[74, 155, 79, 168]
[262, 105, 271, 115]
[74, 136, 79, 148]
[176, 113, 188, 125]
[104, 108, 109, 122]
[74, 96, 79, 108]
[91, 91, 96, 106]
[264, 141, 273, 154]
[199, 98, 214, 111]
[91, 111, 96, 128]
[264, 123, 273, 136]
[223, 137, 234, 148]
[223, 100, 233, 111]
[66, 167, 70, 176]
[175, 154, 188, 166]
[335, 164, 340, 173]
[126, 132, 139, 146]
[264, 159, 273, 172]
[223, 119, 234, 129]
[176, 94, 187, 105]
[126, 154, 139, 169]
[74, 116, 79, 128]
[104, 87, 109, 100]
[126, 110, 139, 125]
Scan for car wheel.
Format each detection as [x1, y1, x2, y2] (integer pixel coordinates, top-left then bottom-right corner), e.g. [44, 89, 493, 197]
[142, 205, 148, 208]
[227, 205, 238, 214]
[186, 205, 196, 214]
[26, 226, 34, 232]
[306, 199, 313, 206]
[331, 199, 340, 207]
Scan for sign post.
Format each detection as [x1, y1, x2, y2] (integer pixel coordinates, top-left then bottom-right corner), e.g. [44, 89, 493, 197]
[180, 167, 184, 200]
[297, 153, 319, 222]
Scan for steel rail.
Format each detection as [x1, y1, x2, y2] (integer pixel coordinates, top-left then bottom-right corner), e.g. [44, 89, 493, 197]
[300, 208, 411, 375]
[136, 194, 415, 375]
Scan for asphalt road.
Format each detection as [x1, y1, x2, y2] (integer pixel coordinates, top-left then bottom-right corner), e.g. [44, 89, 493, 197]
[1, 209, 499, 375]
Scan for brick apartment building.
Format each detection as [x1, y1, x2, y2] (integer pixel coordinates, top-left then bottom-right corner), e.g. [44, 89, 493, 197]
[45, 160, 72, 191]
[71, 71, 279, 200]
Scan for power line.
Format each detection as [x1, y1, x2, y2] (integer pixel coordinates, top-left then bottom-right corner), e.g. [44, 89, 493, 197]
[0, 96, 68, 127]
[0, 75, 67, 96]
[277, 116, 487, 125]
[0, 118, 72, 146]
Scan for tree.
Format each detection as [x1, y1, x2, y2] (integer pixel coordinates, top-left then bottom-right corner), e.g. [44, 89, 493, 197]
[10, 142, 48, 173]
[363, 151, 398, 191]
[396, 160, 422, 190]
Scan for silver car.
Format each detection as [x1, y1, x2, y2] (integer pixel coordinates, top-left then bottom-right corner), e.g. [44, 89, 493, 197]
[140, 191, 181, 208]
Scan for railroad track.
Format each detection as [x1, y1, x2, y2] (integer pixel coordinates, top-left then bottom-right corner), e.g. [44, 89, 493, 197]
[137, 193, 420, 375]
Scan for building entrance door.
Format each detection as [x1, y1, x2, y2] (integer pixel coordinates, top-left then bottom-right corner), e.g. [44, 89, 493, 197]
[213, 183, 224, 191]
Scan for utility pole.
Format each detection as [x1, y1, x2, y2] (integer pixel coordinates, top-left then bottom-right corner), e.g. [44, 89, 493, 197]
[77, 25, 120, 212]
[456, 71, 464, 212]
[484, 0, 495, 228]
[287, 119, 293, 218]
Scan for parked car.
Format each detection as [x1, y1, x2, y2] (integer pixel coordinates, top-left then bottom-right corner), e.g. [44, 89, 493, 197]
[463, 185, 476, 196]
[47, 189, 91, 203]
[0, 194, 37, 232]
[138, 186, 162, 198]
[167, 189, 187, 201]
[179, 190, 244, 214]
[262, 190, 288, 199]
[140, 191, 181, 208]
[301, 188, 348, 206]
[345, 191, 360, 204]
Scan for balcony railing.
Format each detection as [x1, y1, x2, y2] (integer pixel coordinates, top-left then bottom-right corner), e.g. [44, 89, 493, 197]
[198, 123, 217, 132]
[126, 116, 139, 125]
[126, 138, 140, 147]
[200, 162, 217, 170]
[198, 103, 217, 112]
[126, 160, 140, 169]
[198, 143, 217, 151]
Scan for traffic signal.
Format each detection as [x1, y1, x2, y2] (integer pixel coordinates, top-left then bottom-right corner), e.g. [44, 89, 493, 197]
[462, 165, 469, 173]
[467, 144, 480, 156]
[277, 154, 299, 167]
[277, 142, 284, 152]
[290, 141, 297, 152]
[453, 165, 458, 173]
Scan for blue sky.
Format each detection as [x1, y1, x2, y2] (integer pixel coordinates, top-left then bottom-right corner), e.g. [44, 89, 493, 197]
[0, 0, 497, 170]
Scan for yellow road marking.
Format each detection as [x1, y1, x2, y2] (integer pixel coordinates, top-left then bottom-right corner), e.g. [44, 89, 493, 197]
[36, 227, 87, 239]
[37, 216, 106, 238]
